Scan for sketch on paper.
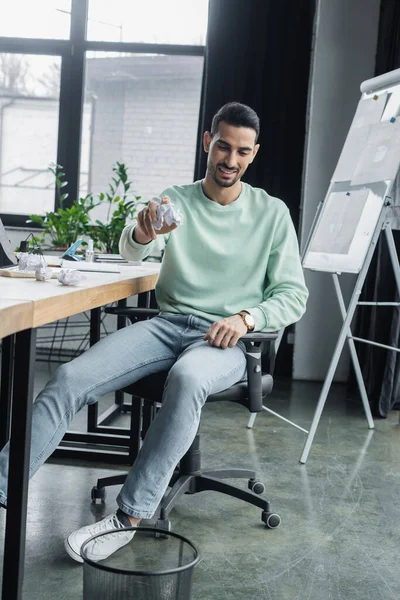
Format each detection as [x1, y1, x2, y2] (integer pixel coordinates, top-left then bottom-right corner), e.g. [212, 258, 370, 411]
[309, 189, 370, 255]
[332, 94, 388, 183]
[351, 120, 400, 185]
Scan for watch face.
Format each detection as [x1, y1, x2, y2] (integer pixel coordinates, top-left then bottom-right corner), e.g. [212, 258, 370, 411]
[244, 314, 255, 328]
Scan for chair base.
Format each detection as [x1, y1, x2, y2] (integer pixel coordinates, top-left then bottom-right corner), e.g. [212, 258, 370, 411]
[91, 430, 281, 529]
[160, 469, 269, 517]
[91, 466, 281, 529]
[158, 469, 281, 529]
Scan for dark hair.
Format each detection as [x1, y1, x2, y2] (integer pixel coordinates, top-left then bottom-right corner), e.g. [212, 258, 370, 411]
[211, 102, 260, 142]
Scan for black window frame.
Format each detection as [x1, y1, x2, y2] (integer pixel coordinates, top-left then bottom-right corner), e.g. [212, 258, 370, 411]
[0, 0, 205, 228]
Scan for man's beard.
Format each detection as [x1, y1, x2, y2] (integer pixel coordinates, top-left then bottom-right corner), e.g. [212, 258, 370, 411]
[208, 162, 241, 188]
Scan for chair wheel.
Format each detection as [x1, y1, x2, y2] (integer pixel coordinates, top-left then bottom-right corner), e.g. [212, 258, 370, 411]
[154, 518, 171, 539]
[248, 479, 265, 494]
[91, 486, 106, 504]
[262, 511, 281, 529]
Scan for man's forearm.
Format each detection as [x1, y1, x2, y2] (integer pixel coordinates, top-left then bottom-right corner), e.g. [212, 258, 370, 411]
[119, 224, 156, 261]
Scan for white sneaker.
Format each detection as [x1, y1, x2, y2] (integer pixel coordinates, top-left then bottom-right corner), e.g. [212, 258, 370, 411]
[65, 512, 135, 563]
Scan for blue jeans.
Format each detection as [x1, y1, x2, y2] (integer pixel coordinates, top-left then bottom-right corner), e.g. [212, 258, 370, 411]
[0, 312, 247, 519]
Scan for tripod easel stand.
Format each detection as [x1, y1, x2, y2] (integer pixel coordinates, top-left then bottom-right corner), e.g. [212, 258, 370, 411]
[300, 67, 400, 463]
[248, 67, 400, 463]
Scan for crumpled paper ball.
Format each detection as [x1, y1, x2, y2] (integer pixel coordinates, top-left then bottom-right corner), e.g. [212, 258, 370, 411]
[17, 252, 46, 272]
[35, 264, 53, 281]
[152, 200, 184, 230]
[57, 269, 85, 286]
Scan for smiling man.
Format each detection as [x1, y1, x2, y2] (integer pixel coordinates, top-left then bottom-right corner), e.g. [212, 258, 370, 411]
[0, 102, 309, 563]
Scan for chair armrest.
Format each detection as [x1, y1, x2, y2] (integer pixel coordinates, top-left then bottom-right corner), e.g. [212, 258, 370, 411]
[242, 332, 279, 345]
[242, 332, 278, 413]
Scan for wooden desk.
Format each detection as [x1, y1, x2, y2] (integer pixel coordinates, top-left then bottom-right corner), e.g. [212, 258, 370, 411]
[0, 298, 33, 338]
[0, 264, 159, 327]
[0, 264, 159, 600]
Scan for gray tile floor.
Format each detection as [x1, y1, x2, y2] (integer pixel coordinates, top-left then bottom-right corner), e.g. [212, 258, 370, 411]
[1, 361, 400, 599]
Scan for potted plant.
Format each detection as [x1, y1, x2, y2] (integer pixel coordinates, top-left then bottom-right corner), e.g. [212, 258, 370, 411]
[27, 163, 98, 252]
[26, 162, 146, 255]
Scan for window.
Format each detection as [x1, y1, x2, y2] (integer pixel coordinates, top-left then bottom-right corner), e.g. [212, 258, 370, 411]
[87, 0, 208, 45]
[0, 55, 62, 216]
[0, 1, 71, 40]
[0, 1, 208, 227]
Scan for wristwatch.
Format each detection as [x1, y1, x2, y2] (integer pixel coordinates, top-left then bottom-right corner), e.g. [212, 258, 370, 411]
[237, 311, 255, 332]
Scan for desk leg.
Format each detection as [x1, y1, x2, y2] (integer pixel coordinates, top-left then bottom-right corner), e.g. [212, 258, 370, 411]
[2, 328, 36, 600]
[0, 334, 15, 449]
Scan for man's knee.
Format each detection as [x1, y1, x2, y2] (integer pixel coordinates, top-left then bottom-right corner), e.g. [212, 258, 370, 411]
[50, 361, 69, 386]
[44, 360, 94, 412]
[164, 365, 210, 403]
[53, 361, 78, 387]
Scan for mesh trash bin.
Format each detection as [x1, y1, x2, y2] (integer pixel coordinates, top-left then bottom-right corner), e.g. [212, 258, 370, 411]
[81, 526, 200, 600]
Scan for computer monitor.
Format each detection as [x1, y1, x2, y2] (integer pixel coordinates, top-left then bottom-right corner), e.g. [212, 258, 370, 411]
[0, 218, 18, 268]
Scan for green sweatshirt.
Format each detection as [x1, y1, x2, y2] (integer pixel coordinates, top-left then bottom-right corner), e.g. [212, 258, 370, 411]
[119, 180, 308, 332]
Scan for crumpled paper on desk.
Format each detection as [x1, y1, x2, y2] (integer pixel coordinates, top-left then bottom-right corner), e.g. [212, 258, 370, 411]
[17, 252, 46, 272]
[35, 264, 53, 281]
[57, 269, 85, 286]
[16, 252, 53, 281]
[152, 199, 184, 230]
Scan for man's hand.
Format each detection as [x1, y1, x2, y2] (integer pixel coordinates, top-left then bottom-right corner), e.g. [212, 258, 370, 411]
[204, 315, 248, 349]
[134, 195, 177, 244]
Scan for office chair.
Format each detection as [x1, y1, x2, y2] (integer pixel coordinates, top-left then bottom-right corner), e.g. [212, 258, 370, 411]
[91, 306, 281, 533]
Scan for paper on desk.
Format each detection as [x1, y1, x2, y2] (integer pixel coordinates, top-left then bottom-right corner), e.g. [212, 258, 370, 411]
[43, 255, 63, 267]
[0, 266, 59, 278]
[67, 261, 120, 273]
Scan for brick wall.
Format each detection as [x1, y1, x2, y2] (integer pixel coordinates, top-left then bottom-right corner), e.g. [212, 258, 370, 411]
[86, 80, 126, 198]
[121, 76, 202, 200]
